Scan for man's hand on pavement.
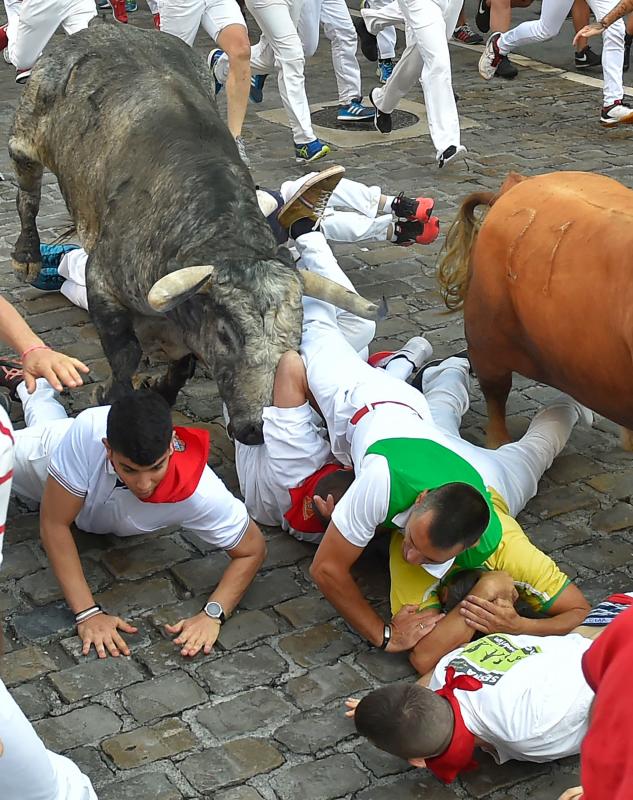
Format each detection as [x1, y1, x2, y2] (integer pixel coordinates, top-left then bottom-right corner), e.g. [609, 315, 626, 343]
[345, 697, 360, 718]
[387, 605, 444, 652]
[460, 595, 523, 635]
[165, 612, 221, 657]
[78, 614, 138, 658]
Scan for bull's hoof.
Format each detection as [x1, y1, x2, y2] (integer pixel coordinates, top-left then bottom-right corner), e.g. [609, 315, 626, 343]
[12, 257, 41, 284]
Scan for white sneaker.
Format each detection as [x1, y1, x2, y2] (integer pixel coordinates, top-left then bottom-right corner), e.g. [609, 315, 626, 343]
[437, 144, 467, 168]
[374, 336, 434, 370]
[600, 99, 633, 126]
[478, 32, 503, 80]
[550, 393, 593, 428]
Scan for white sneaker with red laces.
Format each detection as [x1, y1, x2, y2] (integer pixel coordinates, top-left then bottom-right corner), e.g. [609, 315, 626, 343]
[600, 99, 633, 126]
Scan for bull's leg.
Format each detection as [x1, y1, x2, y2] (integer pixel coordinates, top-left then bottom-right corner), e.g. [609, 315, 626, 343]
[9, 143, 44, 283]
[478, 370, 513, 449]
[145, 354, 197, 407]
[620, 427, 633, 451]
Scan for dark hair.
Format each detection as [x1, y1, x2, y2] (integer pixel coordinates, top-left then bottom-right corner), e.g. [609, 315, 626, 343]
[440, 569, 487, 612]
[414, 483, 490, 550]
[312, 468, 355, 525]
[106, 390, 173, 465]
[355, 683, 454, 760]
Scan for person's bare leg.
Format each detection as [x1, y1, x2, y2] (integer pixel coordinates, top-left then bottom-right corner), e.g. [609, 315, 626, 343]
[571, 0, 590, 51]
[216, 24, 251, 139]
[273, 350, 309, 408]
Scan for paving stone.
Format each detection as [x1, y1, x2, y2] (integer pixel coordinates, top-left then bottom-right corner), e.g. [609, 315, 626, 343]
[273, 708, 354, 754]
[101, 537, 191, 579]
[198, 687, 296, 739]
[274, 593, 337, 627]
[522, 520, 593, 553]
[50, 656, 144, 703]
[1, 542, 41, 579]
[0, 644, 58, 685]
[459, 751, 550, 798]
[546, 453, 603, 484]
[136, 639, 184, 675]
[218, 609, 281, 649]
[586, 468, 633, 499]
[170, 553, 230, 593]
[216, 788, 265, 800]
[592, 502, 633, 532]
[0, 586, 21, 614]
[278, 623, 359, 667]
[180, 738, 285, 792]
[263, 534, 314, 567]
[19, 559, 112, 605]
[355, 741, 412, 778]
[121, 671, 208, 723]
[285, 662, 370, 710]
[102, 718, 197, 769]
[11, 602, 75, 641]
[10, 680, 56, 718]
[508, 768, 581, 799]
[525, 486, 599, 518]
[578, 570, 632, 606]
[240, 567, 302, 610]
[564, 537, 633, 571]
[99, 772, 182, 800]
[4, 512, 40, 543]
[95, 576, 178, 616]
[270, 753, 369, 800]
[67, 746, 114, 787]
[35, 704, 122, 750]
[355, 651, 417, 683]
[196, 643, 287, 693]
[356, 773, 460, 800]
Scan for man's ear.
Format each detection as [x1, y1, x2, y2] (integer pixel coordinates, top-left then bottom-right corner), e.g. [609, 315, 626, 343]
[415, 489, 429, 505]
[102, 437, 112, 457]
[408, 757, 427, 768]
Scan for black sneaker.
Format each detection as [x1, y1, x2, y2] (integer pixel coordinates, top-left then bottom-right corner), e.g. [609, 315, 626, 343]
[625, 33, 632, 72]
[0, 360, 24, 399]
[369, 87, 392, 133]
[495, 55, 518, 79]
[353, 5, 378, 62]
[437, 144, 467, 168]
[574, 45, 601, 70]
[475, 0, 491, 33]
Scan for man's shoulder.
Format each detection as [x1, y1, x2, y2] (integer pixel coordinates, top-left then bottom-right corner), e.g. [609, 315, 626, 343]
[53, 405, 110, 462]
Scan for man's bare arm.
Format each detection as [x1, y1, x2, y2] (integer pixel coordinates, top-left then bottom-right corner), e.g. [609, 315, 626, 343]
[602, 0, 633, 27]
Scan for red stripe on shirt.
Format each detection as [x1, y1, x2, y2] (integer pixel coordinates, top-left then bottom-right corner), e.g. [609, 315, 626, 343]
[0, 421, 14, 444]
[0, 470, 13, 485]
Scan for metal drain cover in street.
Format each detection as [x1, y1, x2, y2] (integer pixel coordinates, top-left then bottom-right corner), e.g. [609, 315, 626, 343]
[311, 106, 419, 131]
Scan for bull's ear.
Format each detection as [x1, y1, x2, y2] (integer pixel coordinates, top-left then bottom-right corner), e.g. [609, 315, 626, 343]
[147, 266, 215, 312]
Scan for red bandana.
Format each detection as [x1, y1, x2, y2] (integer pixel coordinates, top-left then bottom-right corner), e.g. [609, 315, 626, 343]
[284, 463, 346, 535]
[142, 426, 210, 504]
[425, 666, 482, 784]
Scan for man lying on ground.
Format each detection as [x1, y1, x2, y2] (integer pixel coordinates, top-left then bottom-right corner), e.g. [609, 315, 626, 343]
[2, 380, 266, 660]
[346, 581, 633, 784]
[301, 296, 590, 669]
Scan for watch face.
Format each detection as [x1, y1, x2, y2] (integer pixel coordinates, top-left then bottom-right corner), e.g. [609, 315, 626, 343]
[205, 601, 223, 619]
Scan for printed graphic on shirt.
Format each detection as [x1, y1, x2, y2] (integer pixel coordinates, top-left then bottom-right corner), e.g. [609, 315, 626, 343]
[448, 634, 542, 686]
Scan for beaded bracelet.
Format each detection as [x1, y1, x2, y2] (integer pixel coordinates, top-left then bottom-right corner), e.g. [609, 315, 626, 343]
[21, 344, 51, 361]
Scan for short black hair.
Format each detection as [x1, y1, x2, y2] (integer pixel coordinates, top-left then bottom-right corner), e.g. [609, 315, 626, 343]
[355, 683, 454, 760]
[312, 468, 355, 525]
[440, 569, 486, 612]
[106, 390, 173, 466]
[414, 482, 490, 550]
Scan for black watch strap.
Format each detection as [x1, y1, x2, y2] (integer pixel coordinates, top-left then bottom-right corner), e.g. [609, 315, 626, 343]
[379, 623, 392, 650]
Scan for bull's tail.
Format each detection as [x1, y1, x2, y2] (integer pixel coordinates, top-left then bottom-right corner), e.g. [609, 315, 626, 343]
[437, 191, 496, 312]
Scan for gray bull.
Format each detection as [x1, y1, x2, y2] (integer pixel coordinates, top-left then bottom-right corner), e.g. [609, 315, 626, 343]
[9, 20, 378, 444]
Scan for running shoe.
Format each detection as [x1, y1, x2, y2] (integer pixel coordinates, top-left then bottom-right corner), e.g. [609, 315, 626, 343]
[574, 45, 601, 69]
[369, 87, 392, 133]
[600, 99, 633, 126]
[337, 98, 374, 122]
[0, 360, 24, 399]
[392, 192, 434, 223]
[394, 217, 440, 246]
[437, 144, 467, 168]
[125, 0, 138, 11]
[376, 58, 395, 83]
[109, 0, 128, 23]
[207, 48, 224, 95]
[294, 139, 330, 164]
[475, 0, 491, 33]
[250, 74, 267, 103]
[453, 24, 483, 44]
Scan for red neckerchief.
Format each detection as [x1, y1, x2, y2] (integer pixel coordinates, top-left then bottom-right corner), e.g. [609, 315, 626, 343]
[142, 426, 209, 504]
[425, 666, 482, 784]
[284, 463, 346, 534]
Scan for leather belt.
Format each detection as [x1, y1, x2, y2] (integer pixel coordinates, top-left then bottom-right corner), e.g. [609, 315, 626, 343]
[350, 400, 420, 425]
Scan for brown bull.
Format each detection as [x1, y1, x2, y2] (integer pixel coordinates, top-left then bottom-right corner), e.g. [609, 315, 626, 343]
[438, 170, 633, 449]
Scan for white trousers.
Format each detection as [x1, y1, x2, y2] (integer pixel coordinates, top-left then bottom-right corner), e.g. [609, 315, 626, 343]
[214, 0, 316, 143]
[364, 0, 461, 156]
[147, 0, 159, 14]
[372, 0, 398, 58]
[280, 173, 392, 241]
[59, 248, 89, 311]
[159, 0, 246, 45]
[422, 359, 586, 518]
[499, 0, 624, 105]
[0, 680, 96, 800]
[3, 0, 21, 40]
[13, 379, 73, 503]
[7, 0, 96, 70]
[298, 0, 362, 104]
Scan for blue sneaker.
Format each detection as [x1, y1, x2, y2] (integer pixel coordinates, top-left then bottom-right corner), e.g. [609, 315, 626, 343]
[31, 243, 79, 291]
[294, 139, 330, 164]
[207, 48, 224, 95]
[125, 0, 138, 10]
[337, 98, 374, 122]
[250, 74, 267, 104]
[376, 59, 395, 83]
[96, 0, 110, 8]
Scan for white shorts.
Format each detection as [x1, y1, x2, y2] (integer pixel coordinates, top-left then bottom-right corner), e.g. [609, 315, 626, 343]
[160, 0, 246, 45]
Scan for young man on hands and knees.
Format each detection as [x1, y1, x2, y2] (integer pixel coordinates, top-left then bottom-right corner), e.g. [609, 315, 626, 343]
[23, 387, 265, 659]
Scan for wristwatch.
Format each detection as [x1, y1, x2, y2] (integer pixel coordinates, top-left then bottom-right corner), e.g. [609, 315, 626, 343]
[203, 601, 226, 623]
[379, 623, 392, 650]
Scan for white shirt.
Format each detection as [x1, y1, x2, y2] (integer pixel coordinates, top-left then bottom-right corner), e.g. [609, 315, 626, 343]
[235, 402, 334, 535]
[0, 406, 14, 569]
[429, 632, 594, 763]
[47, 407, 249, 550]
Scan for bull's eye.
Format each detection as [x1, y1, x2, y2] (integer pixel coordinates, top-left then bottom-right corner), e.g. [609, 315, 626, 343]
[216, 318, 233, 348]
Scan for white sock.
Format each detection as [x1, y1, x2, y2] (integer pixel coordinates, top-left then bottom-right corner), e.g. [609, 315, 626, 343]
[381, 196, 395, 215]
[385, 356, 414, 382]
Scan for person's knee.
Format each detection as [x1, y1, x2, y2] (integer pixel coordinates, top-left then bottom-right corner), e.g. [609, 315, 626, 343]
[273, 350, 308, 406]
[221, 27, 252, 64]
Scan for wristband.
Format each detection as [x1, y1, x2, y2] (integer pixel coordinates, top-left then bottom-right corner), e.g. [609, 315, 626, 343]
[21, 344, 51, 361]
[75, 604, 103, 624]
[379, 623, 392, 650]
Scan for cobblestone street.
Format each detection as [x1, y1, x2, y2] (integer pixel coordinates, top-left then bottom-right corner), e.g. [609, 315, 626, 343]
[1, 4, 632, 799]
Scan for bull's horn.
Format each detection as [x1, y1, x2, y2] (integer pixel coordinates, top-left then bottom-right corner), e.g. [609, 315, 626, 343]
[298, 269, 384, 321]
[256, 190, 279, 218]
[147, 266, 215, 312]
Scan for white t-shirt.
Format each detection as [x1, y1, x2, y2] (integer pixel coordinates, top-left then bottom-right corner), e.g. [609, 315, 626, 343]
[47, 407, 249, 550]
[429, 632, 594, 763]
[235, 401, 334, 532]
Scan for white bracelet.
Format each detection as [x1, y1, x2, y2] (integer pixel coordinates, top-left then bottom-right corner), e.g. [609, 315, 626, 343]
[75, 608, 104, 625]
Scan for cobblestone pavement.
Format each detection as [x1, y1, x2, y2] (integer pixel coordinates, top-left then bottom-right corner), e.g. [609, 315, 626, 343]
[1, 5, 633, 800]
